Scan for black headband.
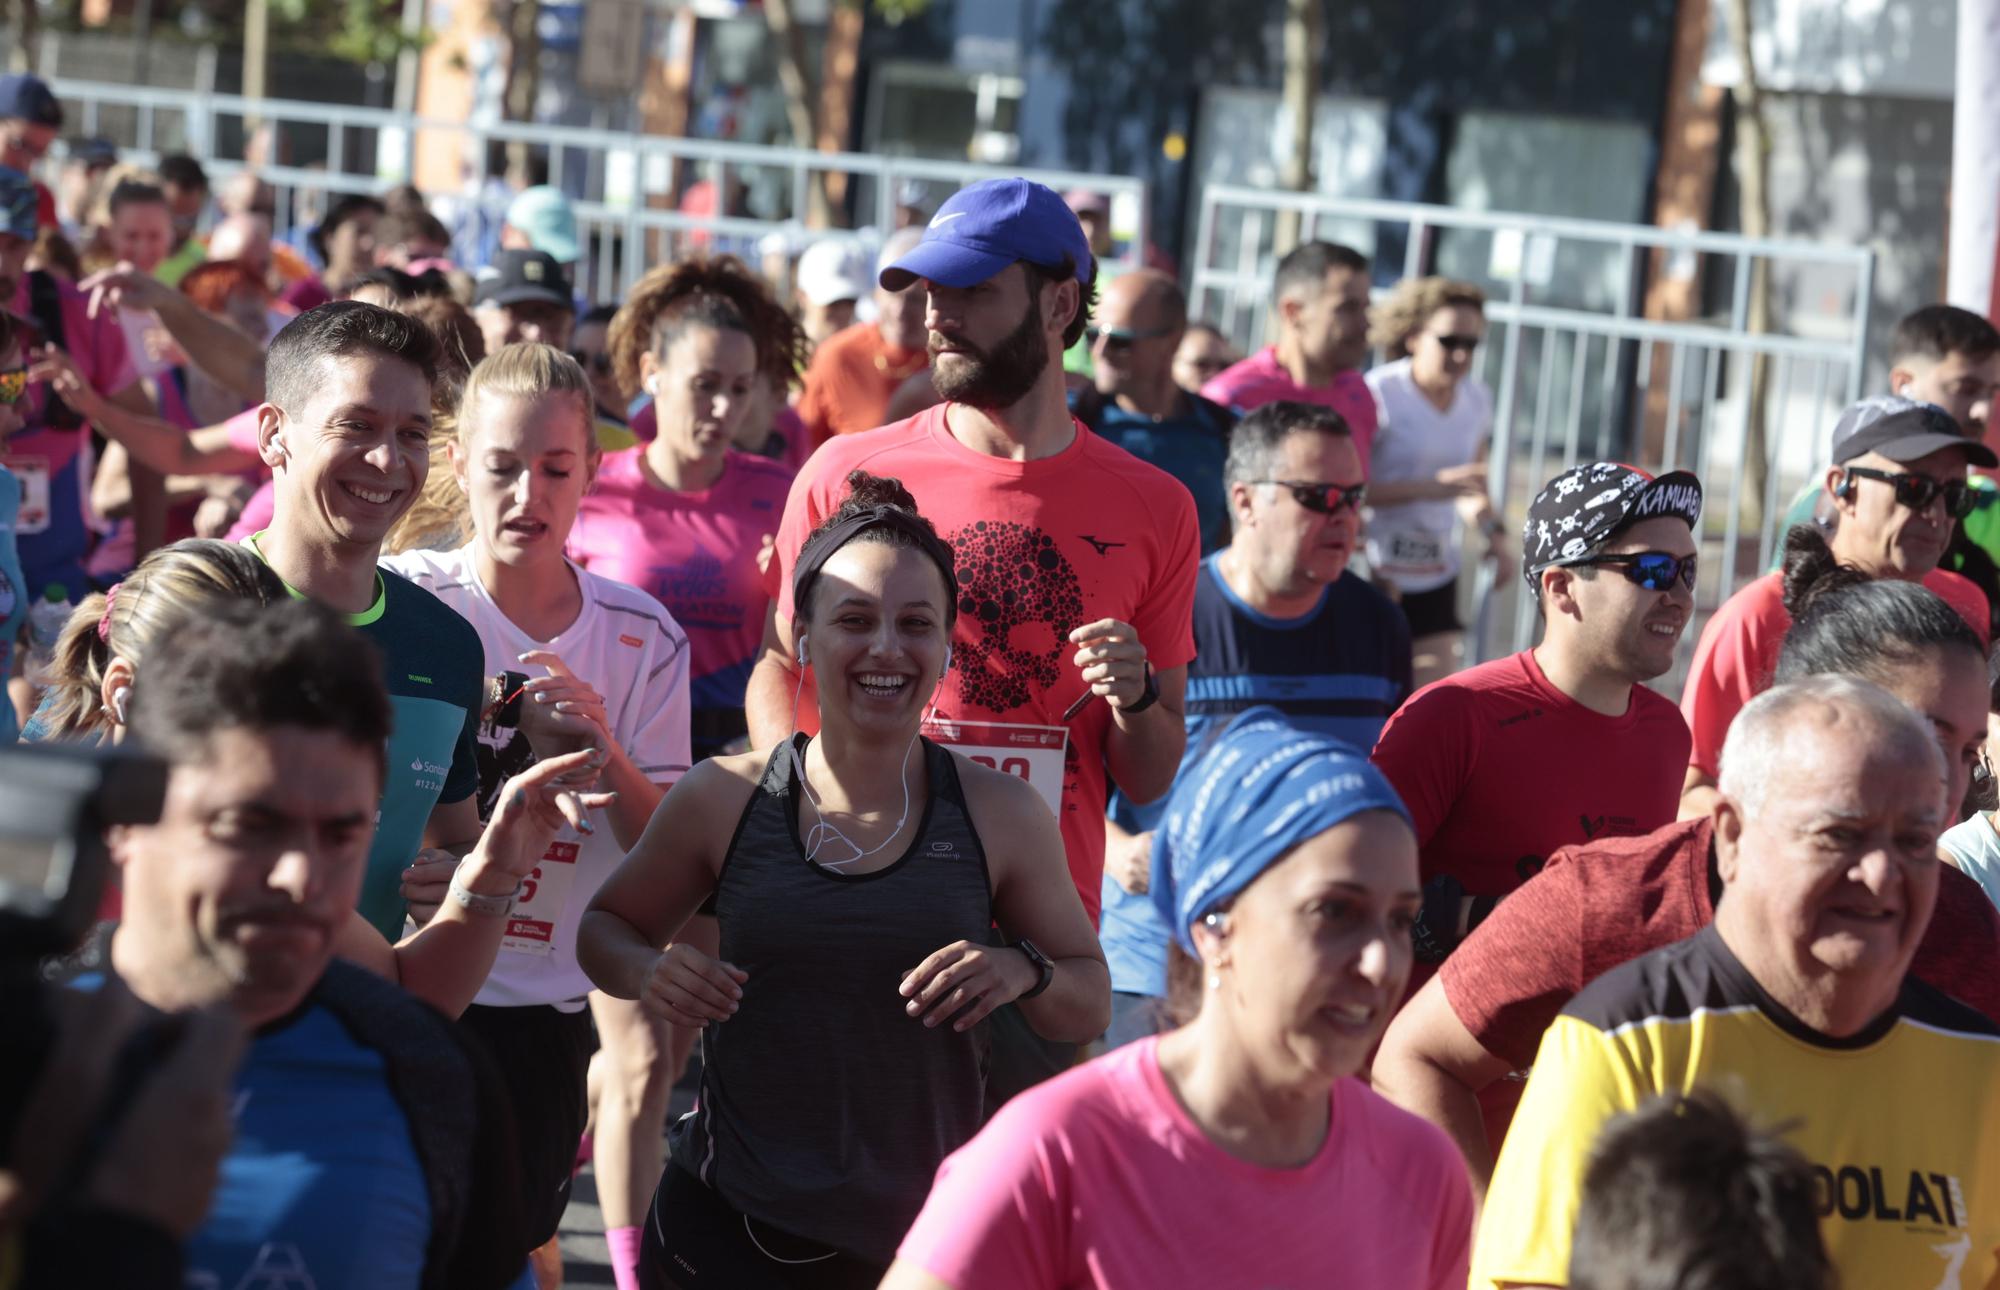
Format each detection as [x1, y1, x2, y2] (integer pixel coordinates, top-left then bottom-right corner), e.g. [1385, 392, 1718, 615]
[792, 505, 960, 620]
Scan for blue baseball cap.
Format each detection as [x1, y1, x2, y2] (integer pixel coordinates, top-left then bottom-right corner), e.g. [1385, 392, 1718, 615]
[878, 178, 1094, 292]
[0, 74, 60, 129]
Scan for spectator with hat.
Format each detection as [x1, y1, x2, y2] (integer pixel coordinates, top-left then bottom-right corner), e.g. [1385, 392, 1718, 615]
[0, 72, 63, 228]
[1681, 395, 1995, 817]
[1371, 462, 1700, 989]
[796, 226, 930, 447]
[792, 236, 870, 348]
[501, 183, 580, 269]
[472, 247, 575, 357]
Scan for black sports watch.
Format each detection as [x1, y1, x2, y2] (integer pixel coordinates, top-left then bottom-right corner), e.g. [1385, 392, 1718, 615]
[1122, 663, 1160, 715]
[1011, 937, 1056, 999]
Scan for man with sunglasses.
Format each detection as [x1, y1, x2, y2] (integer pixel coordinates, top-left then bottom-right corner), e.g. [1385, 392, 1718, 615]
[1096, 399, 1411, 1047]
[1681, 396, 1994, 816]
[1372, 461, 1700, 995]
[569, 303, 636, 452]
[1070, 271, 1237, 552]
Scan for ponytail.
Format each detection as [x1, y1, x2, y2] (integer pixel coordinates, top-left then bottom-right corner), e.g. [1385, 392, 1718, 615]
[607, 254, 807, 403]
[35, 590, 114, 740]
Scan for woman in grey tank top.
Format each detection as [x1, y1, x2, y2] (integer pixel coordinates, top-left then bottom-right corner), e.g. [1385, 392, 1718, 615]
[580, 473, 1109, 1288]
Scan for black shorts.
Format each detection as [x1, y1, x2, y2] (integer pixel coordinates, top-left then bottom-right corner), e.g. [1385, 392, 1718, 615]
[456, 1001, 595, 1247]
[1398, 579, 1463, 637]
[641, 1163, 886, 1290]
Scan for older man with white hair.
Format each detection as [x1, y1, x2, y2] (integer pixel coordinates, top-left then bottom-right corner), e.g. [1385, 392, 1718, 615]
[1471, 674, 2000, 1289]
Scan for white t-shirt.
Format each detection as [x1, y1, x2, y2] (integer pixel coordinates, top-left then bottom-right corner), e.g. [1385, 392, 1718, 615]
[384, 545, 692, 1010]
[1362, 358, 1492, 594]
[1941, 812, 2000, 915]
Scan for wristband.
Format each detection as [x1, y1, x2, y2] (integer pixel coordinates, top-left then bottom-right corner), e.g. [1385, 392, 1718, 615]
[1122, 664, 1160, 715]
[447, 863, 521, 917]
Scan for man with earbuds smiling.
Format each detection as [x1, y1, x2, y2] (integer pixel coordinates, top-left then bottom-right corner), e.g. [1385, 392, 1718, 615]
[243, 300, 492, 939]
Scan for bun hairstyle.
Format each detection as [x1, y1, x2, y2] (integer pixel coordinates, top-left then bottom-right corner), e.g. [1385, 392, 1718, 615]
[794, 470, 959, 627]
[1773, 525, 1982, 686]
[607, 254, 808, 403]
[36, 539, 288, 741]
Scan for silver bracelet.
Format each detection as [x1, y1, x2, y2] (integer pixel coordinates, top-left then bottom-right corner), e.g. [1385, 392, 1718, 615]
[447, 863, 521, 917]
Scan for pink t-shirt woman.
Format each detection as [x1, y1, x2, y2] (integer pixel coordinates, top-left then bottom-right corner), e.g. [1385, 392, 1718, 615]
[895, 1036, 1471, 1290]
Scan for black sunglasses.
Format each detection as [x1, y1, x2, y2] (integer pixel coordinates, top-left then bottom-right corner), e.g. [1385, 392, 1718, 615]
[1250, 479, 1368, 515]
[568, 350, 614, 377]
[1568, 550, 1698, 592]
[1841, 465, 1977, 520]
[1426, 332, 1481, 354]
[1086, 324, 1175, 351]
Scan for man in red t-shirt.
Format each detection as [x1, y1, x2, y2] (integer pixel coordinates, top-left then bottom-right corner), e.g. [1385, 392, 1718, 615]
[745, 178, 1199, 1096]
[1681, 396, 1995, 817]
[1373, 771, 2000, 1197]
[797, 228, 930, 448]
[1371, 462, 1701, 986]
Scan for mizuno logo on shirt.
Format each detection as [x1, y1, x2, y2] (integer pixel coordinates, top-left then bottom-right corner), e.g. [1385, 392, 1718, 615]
[1079, 535, 1125, 556]
[407, 674, 432, 685]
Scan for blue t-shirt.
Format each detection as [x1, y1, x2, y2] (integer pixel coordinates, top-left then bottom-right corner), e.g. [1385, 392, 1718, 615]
[246, 534, 484, 938]
[1101, 556, 1413, 995]
[0, 467, 24, 744]
[1073, 388, 1236, 554]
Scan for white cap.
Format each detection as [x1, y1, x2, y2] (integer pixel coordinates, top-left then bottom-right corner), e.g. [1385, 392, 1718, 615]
[794, 239, 870, 307]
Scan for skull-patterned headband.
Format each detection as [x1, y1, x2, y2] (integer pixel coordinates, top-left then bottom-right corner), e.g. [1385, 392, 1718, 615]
[1521, 462, 1703, 585]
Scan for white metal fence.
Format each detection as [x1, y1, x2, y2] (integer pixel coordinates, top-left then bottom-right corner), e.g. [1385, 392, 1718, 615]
[47, 78, 1148, 304]
[1189, 185, 1875, 685]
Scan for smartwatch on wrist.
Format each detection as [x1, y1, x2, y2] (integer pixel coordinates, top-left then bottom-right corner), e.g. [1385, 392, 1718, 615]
[1122, 664, 1160, 715]
[1011, 938, 1056, 999]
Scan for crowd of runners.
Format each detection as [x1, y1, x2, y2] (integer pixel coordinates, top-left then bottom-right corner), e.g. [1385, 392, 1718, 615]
[5, 65, 2000, 1290]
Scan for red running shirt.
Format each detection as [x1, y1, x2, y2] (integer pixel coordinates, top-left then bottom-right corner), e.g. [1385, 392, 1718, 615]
[1440, 817, 2000, 1148]
[767, 405, 1201, 922]
[1681, 569, 1992, 776]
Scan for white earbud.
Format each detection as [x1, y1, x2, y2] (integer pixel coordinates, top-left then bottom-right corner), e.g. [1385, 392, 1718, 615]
[644, 375, 659, 397]
[271, 435, 288, 461]
[796, 632, 809, 667]
[941, 644, 952, 679]
[110, 685, 131, 724]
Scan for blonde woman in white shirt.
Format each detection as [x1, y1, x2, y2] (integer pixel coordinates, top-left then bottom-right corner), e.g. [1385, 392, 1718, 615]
[1364, 277, 1499, 688]
[383, 341, 694, 1285]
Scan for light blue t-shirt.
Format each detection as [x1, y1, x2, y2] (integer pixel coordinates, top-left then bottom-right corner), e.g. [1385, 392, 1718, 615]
[1941, 813, 2000, 916]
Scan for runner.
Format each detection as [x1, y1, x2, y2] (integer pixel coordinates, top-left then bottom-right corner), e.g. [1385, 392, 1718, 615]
[579, 473, 1106, 1287]
[884, 709, 1471, 1290]
[384, 342, 693, 1284]
[796, 227, 928, 448]
[568, 254, 807, 761]
[1681, 395, 1994, 816]
[98, 597, 598, 1290]
[1471, 675, 2000, 1288]
[473, 247, 576, 356]
[1170, 320, 1238, 395]
[33, 536, 602, 1018]
[1941, 650, 2000, 909]
[744, 177, 1198, 1102]
[571, 303, 638, 451]
[1362, 275, 1500, 686]
[1199, 241, 1379, 470]
[1098, 400, 1410, 1048]
[241, 300, 488, 939]
[1370, 461, 1698, 989]
[281, 192, 383, 313]
[1373, 552, 2000, 1190]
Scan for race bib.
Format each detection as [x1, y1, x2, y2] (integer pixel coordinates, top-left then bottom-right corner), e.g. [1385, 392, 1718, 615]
[501, 838, 580, 956]
[2, 455, 49, 534]
[1387, 529, 1447, 568]
[922, 717, 1067, 820]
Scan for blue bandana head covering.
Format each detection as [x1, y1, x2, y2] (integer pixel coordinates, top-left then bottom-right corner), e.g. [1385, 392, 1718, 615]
[1151, 707, 1413, 954]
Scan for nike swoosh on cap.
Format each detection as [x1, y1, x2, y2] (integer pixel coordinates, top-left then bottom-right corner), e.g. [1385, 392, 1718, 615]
[930, 211, 967, 227]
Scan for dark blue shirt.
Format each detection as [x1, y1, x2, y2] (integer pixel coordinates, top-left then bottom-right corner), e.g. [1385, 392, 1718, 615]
[1072, 388, 1236, 553]
[1102, 555, 1412, 994]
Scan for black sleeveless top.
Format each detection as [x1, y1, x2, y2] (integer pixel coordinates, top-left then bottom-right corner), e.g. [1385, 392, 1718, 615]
[669, 734, 995, 1263]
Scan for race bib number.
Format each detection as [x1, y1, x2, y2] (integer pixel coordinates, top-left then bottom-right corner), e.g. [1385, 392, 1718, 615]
[1387, 530, 1447, 569]
[501, 838, 580, 956]
[2, 455, 49, 534]
[922, 718, 1067, 820]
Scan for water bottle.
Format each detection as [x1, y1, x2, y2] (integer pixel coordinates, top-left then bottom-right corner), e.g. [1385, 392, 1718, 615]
[25, 582, 71, 684]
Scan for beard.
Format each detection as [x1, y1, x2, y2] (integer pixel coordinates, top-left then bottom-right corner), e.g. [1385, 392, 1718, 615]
[929, 297, 1050, 410]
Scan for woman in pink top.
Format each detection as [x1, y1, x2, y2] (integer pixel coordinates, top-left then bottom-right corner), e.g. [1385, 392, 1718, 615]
[886, 709, 1474, 1290]
[568, 256, 807, 762]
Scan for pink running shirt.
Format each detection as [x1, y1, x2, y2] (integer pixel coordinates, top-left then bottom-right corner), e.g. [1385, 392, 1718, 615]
[895, 1036, 1473, 1290]
[568, 447, 791, 756]
[1200, 345, 1380, 474]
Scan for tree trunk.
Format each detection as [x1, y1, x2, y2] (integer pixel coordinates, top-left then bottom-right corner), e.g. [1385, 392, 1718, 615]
[5, 0, 35, 75]
[766, 0, 831, 227]
[503, 1, 543, 183]
[1726, 0, 1773, 528]
[243, 0, 268, 133]
[1274, 0, 1320, 253]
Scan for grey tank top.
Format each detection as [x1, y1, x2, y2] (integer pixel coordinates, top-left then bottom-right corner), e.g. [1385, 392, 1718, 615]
[669, 734, 995, 1264]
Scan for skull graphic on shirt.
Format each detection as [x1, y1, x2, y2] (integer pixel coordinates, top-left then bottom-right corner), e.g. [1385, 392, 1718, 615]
[945, 520, 1085, 713]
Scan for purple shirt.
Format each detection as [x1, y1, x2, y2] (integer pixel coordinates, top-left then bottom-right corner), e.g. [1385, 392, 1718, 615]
[1201, 345, 1380, 475]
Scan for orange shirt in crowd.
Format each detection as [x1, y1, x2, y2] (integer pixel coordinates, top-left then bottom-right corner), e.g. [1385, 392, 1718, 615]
[797, 321, 928, 448]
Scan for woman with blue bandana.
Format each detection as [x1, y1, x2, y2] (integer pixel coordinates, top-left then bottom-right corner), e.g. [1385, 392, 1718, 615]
[885, 708, 1474, 1289]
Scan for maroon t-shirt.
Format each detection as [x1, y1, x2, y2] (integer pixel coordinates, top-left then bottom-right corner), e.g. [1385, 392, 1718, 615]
[1440, 816, 2000, 1148]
